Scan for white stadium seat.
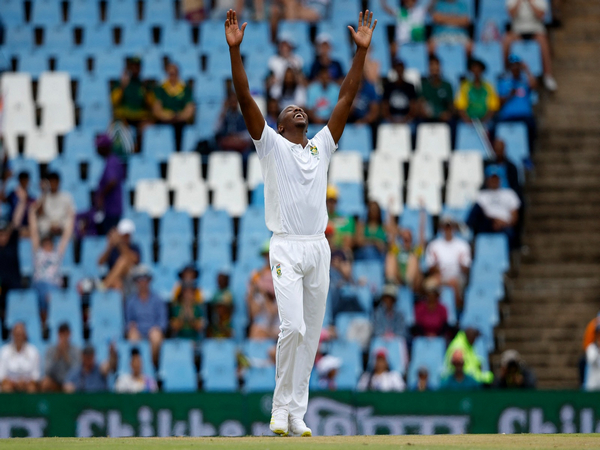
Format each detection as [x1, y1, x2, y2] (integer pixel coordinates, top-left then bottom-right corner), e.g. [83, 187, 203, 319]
[246, 152, 263, 190]
[329, 151, 363, 184]
[416, 123, 451, 161]
[404, 69, 421, 92]
[1, 73, 36, 148]
[1, 73, 34, 106]
[40, 102, 75, 134]
[448, 151, 484, 187]
[375, 124, 412, 161]
[368, 178, 404, 216]
[135, 179, 169, 217]
[408, 152, 444, 187]
[407, 178, 442, 215]
[174, 180, 209, 217]
[24, 129, 58, 163]
[37, 72, 72, 106]
[445, 179, 480, 209]
[167, 152, 202, 189]
[368, 151, 403, 184]
[212, 180, 248, 217]
[207, 151, 244, 189]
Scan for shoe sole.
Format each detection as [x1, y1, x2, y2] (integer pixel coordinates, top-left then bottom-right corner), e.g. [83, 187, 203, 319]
[301, 431, 312, 437]
[270, 427, 289, 436]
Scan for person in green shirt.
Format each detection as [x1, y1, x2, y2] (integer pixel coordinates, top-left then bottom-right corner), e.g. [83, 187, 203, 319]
[207, 271, 234, 338]
[355, 200, 387, 261]
[111, 57, 153, 124]
[455, 58, 500, 123]
[326, 185, 355, 253]
[440, 349, 481, 390]
[444, 327, 494, 384]
[170, 281, 205, 339]
[420, 55, 454, 122]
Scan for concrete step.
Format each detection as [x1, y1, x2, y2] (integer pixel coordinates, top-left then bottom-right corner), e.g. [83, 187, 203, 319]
[521, 252, 600, 264]
[497, 341, 581, 355]
[519, 263, 600, 278]
[502, 314, 592, 329]
[526, 204, 600, 218]
[499, 328, 585, 342]
[526, 192, 600, 205]
[490, 353, 581, 369]
[533, 165, 600, 178]
[523, 218, 600, 232]
[527, 178, 600, 189]
[531, 367, 580, 383]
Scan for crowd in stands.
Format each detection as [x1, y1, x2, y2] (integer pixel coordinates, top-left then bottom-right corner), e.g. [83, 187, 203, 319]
[0, 0, 556, 394]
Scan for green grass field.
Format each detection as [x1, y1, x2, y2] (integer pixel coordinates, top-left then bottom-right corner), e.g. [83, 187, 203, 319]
[2, 435, 599, 450]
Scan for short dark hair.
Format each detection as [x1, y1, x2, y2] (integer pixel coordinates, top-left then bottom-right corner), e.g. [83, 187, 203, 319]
[18, 171, 30, 181]
[47, 172, 60, 182]
[131, 347, 141, 357]
[429, 55, 440, 64]
[58, 323, 70, 334]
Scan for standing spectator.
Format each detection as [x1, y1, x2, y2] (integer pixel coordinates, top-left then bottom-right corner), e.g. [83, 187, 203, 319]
[268, 35, 304, 96]
[348, 78, 379, 125]
[271, 68, 307, 111]
[40, 323, 80, 392]
[328, 250, 365, 321]
[444, 326, 493, 383]
[326, 185, 355, 253]
[216, 93, 253, 152]
[309, 34, 345, 83]
[372, 284, 410, 340]
[455, 59, 500, 124]
[381, 0, 427, 46]
[64, 345, 115, 393]
[496, 349, 536, 389]
[425, 217, 471, 308]
[316, 354, 342, 390]
[169, 281, 205, 339]
[28, 200, 73, 325]
[152, 63, 196, 151]
[306, 67, 340, 124]
[489, 138, 521, 197]
[4, 172, 35, 234]
[382, 60, 418, 124]
[355, 201, 387, 261]
[420, 55, 454, 122]
[111, 57, 153, 131]
[414, 279, 449, 337]
[125, 265, 167, 366]
[503, 0, 557, 91]
[358, 348, 406, 392]
[585, 325, 600, 391]
[95, 134, 125, 235]
[172, 264, 203, 304]
[386, 208, 426, 289]
[114, 348, 158, 393]
[440, 349, 480, 390]
[99, 218, 141, 291]
[428, 0, 473, 54]
[247, 244, 279, 339]
[0, 323, 40, 393]
[37, 172, 75, 237]
[207, 271, 234, 338]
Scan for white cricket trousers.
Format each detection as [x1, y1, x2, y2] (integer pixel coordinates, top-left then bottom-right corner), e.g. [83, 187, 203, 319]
[269, 233, 331, 420]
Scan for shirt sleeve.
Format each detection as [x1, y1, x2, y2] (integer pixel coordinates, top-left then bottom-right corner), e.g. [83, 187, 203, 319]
[455, 82, 469, 111]
[314, 126, 338, 160]
[508, 189, 522, 210]
[485, 83, 500, 112]
[251, 122, 279, 160]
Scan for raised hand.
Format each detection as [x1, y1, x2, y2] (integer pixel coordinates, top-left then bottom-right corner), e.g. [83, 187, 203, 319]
[224, 9, 247, 48]
[348, 10, 377, 49]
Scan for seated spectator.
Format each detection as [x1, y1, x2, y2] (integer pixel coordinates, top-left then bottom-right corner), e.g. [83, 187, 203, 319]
[440, 349, 480, 390]
[326, 185, 355, 253]
[309, 33, 344, 83]
[373, 284, 409, 340]
[172, 264, 203, 304]
[0, 323, 40, 393]
[4, 171, 35, 234]
[268, 34, 304, 95]
[95, 134, 125, 235]
[182, 0, 207, 23]
[0, 215, 23, 315]
[114, 348, 158, 393]
[444, 326, 493, 383]
[414, 279, 449, 337]
[272, 0, 326, 23]
[37, 172, 75, 237]
[247, 244, 279, 339]
[170, 281, 205, 339]
[266, 97, 280, 130]
[428, 0, 473, 54]
[316, 354, 342, 390]
[347, 77, 379, 125]
[111, 57, 152, 128]
[382, 60, 418, 124]
[386, 207, 426, 289]
[358, 348, 406, 392]
[416, 367, 430, 391]
[28, 201, 73, 325]
[503, 0, 556, 91]
[355, 201, 387, 261]
[306, 67, 340, 125]
[152, 63, 196, 151]
[216, 93, 253, 152]
[496, 349, 536, 389]
[585, 325, 600, 391]
[207, 271, 234, 338]
[99, 218, 141, 291]
[420, 55, 455, 122]
[425, 217, 471, 308]
[64, 345, 115, 393]
[455, 59, 499, 124]
[381, 0, 426, 46]
[270, 67, 307, 111]
[467, 166, 521, 247]
[329, 250, 366, 321]
[489, 138, 521, 197]
[125, 265, 167, 366]
[41, 323, 80, 392]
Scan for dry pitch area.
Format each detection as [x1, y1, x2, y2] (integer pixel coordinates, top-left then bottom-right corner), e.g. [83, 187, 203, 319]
[2, 435, 599, 450]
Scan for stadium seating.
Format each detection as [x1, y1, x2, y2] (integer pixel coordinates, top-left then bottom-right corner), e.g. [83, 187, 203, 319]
[328, 340, 362, 390]
[48, 290, 84, 346]
[369, 336, 409, 375]
[5, 289, 43, 345]
[242, 339, 276, 393]
[407, 337, 446, 390]
[201, 339, 237, 392]
[159, 339, 198, 392]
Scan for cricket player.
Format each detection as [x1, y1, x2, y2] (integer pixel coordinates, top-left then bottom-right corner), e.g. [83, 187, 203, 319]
[225, 9, 377, 437]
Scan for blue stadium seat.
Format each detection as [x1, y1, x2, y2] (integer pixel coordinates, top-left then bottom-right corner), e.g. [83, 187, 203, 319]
[1, 0, 26, 26]
[144, 0, 177, 25]
[44, 25, 74, 51]
[159, 209, 193, 243]
[48, 158, 80, 184]
[4, 24, 33, 55]
[334, 182, 366, 217]
[82, 24, 112, 51]
[85, 155, 105, 187]
[69, 0, 101, 26]
[89, 290, 124, 345]
[116, 340, 155, 377]
[68, 183, 91, 211]
[141, 125, 176, 161]
[135, 232, 153, 265]
[399, 208, 434, 246]
[81, 236, 108, 272]
[151, 265, 178, 300]
[407, 337, 446, 390]
[5, 289, 43, 345]
[160, 339, 197, 392]
[195, 102, 222, 140]
[479, 0, 510, 24]
[475, 233, 510, 271]
[171, 49, 201, 80]
[198, 239, 232, 267]
[338, 124, 372, 161]
[205, 49, 233, 80]
[510, 40, 542, 77]
[77, 76, 110, 106]
[60, 240, 76, 275]
[334, 311, 370, 341]
[94, 51, 125, 80]
[199, 208, 234, 242]
[199, 19, 229, 52]
[474, 338, 490, 372]
[48, 290, 84, 346]
[107, 0, 138, 25]
[440, 286, 457, 326]
[6, 157, 40, 190]
[398, 42, 428, 75]
[63, 129, 96, 161]
[238, 206, 269, 240]
[194, 74, 225, 105]
[32, 0, 62, 26]
[237, 233, 269, 264]
[124, 210, 153, 237]
[397, 286, 415, 327]
[240, 21, 271, 50]
[496, 122, 529, 161]
[160, 23, 192, 51]
[242, 339, 276, 393]
[475, 15, 507, 42]
[330, 0, 361, 24]
[18, 53, 49, 77]
[436, 43, 467, 87]
[120, 24, 152, 53]
[180, 126, 199, 152]
[198, 262, 228, 297]
[456, 123, 490, 158]
[472, 41, 504, 80]
[201, 339, 237, 391]
[80, 102, 111, 129]
[369, 336, 409, 375]
[251, 184, 265, 206]
[353, 260, 384, 296]
[469, 261, 505, 289]
[328, 340, 362, 390]
[367, 0, 395, 25]
[159, 239, 193, 266]
[125, 155, 159, 190]
[56, 52, 87, 79]
[276, 20, 310, 47]
[462, 290, 499, 326]
[18, 238, 33, 276]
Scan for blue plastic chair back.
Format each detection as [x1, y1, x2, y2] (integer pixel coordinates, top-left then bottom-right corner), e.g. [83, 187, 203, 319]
[338, 124, 372, 162]
[472, 41, 504, 80]
[32, 0, 62, 26]
[201, 339, 237, 391]
[117, 340, 155, 377]
[160, 23, 192, 51]
[407, 336, 446, 390]
[6, 289, 43, 345]
[159, 339, 197, 392]
[396, 286, 415, 327]
[82, 24, 112, 51]
[398, 42, 428, 75]
[48, 290, 84, 346]
[199, 208, 233, 242]
[141, 125, 176, 161]
[510, 40, 543, 77]
[352, 260, 384, 296]
[107, 0, 138, 25]
[80, 236, 108, 272]
[159, 209, 193, 242]
[369, 336, 408, 375]
[328, 340, 362, 390]
[335, 182, 366, 217]
[440, 286, 457, 326]
[399, 208, 434, 245]
[70, 0, 101, 25]
[145, 0, 177, 25]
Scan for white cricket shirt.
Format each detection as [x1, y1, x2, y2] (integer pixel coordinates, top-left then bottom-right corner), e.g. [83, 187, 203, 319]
[425, 236, 472, 282]
[252, 123, 337, 236]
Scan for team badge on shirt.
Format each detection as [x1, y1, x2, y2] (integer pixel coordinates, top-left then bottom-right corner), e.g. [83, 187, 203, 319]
[275, 264, 282, 278]
[309, 145, 319, 158]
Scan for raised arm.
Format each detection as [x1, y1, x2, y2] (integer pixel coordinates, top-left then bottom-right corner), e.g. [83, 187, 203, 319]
[225, 9, 265, 140]
[328, 11, 377, 144]
[28, 200, 42, 252]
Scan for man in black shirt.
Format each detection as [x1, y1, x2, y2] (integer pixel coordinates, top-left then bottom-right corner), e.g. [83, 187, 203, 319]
[382, 59, 418, 124]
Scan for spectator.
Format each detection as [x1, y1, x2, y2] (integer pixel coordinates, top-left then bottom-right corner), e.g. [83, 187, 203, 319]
[207, 271, 234, 338]
[172, 264, 203, 304]
[170, 281, 205, 339]
[585, 325, 600, 391]
[40, 323, 80, 392]
[125, 265, 167, 366]
[347, 77, 379, 125]
[270, 67, 307, 111]
[382, 60, 418, 124]
[355, 201, 387, 261]
[420, 55, 455, 122]
[64, 345, 115, 393]
[386, 207, 426, 289]
[358, 348, 406, 392]
[114, 348, 158, 393]
[95, 134, 125, 235]
[215, 92, 253, 152]
[489, 138, 521, 197]
[326, 185, 355, 253]
[416, 367, 430, 391]
[373, 284, 410, 340]
[425, 217, 471, 308]
[247, 243, 279, 339]
[111, 57, 152, 131]
[28, 200, 73, 325]
[440, 349, 480, 390]
[0, 323, 40, 393]
[37, 172, 75, 237]
[182, 0, 207, 23]
[308, 34, 344, 83]
[99, 218, 141, 291]
[152, 63, 196, 151]
[444, 326, 493, 383]
[414, 279, 449, 337]
[306, 67, 340, 124]
[455, 59, 500, 124]
[316, 354, 342, 390]
[266, 97, 280, 130]
[503, 0, 557, 91]
[328, 250, 366, 321]
[272, 0, 326, 23]
[381, 0, 427, 46]
[0, 192, 27, 314]
[582, 313, 600, 353]
[4, 171, 35, 234]
[467, 165, 521, 247]
[428, 0, 473, 54]
[496, 349, 536, 389]
[268, 34, 304, 96]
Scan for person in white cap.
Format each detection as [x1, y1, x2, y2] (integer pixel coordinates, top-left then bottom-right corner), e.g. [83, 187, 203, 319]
[309, 33, 344, 83]
[100, 218, 141, 290]
[225, 8, 377, 437]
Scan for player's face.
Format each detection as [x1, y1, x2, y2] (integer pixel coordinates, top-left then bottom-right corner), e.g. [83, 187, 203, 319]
[278, 105, 308, 133]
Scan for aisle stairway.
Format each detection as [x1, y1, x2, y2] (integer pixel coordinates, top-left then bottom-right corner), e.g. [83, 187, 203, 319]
[494, 1, 600, 389]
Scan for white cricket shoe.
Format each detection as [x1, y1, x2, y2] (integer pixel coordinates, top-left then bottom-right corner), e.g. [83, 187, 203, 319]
[289, 418, 312, 437]
[270, 408, 289, 436]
